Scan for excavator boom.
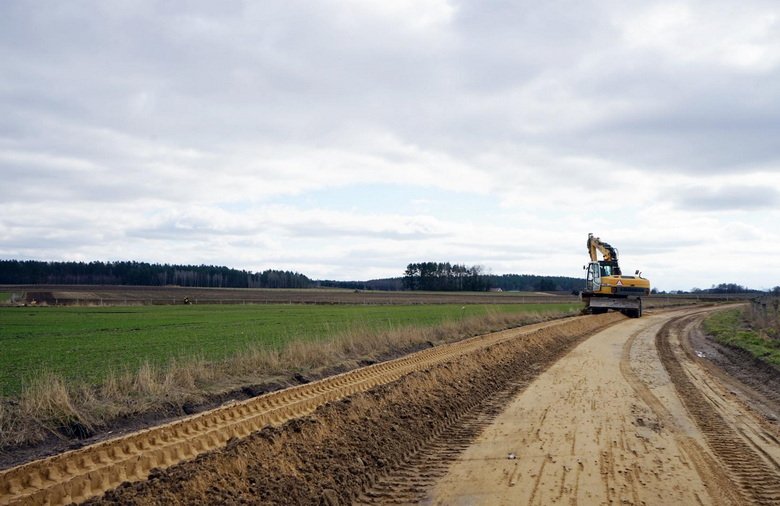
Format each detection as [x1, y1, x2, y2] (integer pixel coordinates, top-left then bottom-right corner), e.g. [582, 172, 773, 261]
[587, 233, 619, 265]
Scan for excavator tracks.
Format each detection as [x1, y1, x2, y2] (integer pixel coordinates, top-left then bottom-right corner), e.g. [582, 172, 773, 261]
[0, 314, 609, 506]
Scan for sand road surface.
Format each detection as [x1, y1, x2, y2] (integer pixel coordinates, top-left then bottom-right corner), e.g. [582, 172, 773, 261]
[429, 308, 780, 505]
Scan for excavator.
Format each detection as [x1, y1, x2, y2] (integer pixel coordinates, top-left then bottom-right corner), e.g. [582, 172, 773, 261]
[581, 233, 650, 317]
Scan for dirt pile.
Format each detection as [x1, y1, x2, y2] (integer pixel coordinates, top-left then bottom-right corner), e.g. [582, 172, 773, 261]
[90, 314, 622, 505]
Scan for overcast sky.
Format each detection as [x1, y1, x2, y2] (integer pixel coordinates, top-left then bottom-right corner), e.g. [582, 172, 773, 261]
[2, 1, 779, 291]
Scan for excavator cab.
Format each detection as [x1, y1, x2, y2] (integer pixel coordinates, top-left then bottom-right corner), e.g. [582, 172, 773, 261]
[585, 262, 601, 292]
[585, 260, 621, 292]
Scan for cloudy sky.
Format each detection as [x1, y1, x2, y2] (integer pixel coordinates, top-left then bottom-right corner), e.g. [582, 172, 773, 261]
[2, 0, 779, 291]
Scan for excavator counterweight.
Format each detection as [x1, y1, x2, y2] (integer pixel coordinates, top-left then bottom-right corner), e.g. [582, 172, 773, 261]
[581, 233, 650, 317]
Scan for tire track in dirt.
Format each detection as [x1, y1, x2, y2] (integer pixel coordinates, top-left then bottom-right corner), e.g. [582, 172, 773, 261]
[619, 311, 742, 506]
[355, 379, 537, 504]
[656, 314, 780, 505]
[0, 314, 617, 506]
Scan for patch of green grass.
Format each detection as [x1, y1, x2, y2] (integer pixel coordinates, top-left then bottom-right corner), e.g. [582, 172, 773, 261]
[703, 308, 780, 367]
[0, 292, 11, 303]
[0, 303, 578, 396]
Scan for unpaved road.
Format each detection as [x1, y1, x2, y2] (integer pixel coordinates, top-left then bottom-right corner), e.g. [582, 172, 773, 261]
[429, 307, 780, 505]
[3, 306, 779, 505]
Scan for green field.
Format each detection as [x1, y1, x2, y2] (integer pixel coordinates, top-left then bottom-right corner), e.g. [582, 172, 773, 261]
[0, 303, 578, 396]
[703, 308, 780, 367]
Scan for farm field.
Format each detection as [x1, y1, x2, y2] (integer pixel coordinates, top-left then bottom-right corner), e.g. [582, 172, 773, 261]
[0, 285, 576, 306]
[0, 302, 579, 396]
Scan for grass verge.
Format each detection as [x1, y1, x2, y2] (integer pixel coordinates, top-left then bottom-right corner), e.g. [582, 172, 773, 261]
[703, 308, 780, 367]
[0, 306, 578, 452]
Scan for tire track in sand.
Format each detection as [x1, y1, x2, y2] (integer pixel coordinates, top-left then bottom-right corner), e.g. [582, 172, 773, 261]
[619, 310, 742, 506]
[655, 314, 780, 505]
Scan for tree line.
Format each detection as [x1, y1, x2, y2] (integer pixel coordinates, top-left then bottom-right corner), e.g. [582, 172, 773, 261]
[317, 278, 404, 291]
[402, 262, 490, 291]
[487, 274, 584, 292]
[0, 260, 311, 289]
[686, 283, 769, 294]
[0, 259, 618, 293]
[401, 263, 585, 292]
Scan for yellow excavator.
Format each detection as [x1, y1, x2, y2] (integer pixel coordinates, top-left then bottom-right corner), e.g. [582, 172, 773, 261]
[581, 233, 650, 317]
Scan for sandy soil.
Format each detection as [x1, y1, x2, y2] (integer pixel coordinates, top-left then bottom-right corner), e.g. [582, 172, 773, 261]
[428, 307, 780, 505]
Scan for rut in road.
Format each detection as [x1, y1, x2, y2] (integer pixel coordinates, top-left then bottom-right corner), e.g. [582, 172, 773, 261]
[355, 378, 534, 504]
[657, 315, 780, 505]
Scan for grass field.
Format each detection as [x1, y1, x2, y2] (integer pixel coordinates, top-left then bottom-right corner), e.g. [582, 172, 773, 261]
[0, 303, 578, 396]
[703, 308, 780, 367]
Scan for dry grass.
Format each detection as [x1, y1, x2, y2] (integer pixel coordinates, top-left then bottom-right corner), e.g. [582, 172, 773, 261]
[747, 297, 780, 339]
[0, 308, 576, 451]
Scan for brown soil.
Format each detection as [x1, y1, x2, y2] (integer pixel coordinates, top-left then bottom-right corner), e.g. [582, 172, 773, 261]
[84, 316, 619, 504]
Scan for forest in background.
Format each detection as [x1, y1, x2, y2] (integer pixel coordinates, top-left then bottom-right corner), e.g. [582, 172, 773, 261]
[0, 260, 583, 292]
[0, 260, 311, 289]
[2, 259, 768, 293]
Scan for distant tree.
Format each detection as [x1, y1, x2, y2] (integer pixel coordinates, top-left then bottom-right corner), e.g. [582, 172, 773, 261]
[402, 262, 489, 291]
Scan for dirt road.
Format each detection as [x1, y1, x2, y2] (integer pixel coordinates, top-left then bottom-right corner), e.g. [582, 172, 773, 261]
[3, 306, 778, 505]
[429, 308, 780, 505]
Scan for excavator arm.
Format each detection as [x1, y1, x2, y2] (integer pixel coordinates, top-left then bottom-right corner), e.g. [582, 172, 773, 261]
[587, 233, 618, 262]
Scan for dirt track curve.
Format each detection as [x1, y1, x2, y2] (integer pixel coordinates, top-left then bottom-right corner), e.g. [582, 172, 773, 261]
[4, 306, 779, 505]
[0, 313, 618, 506]
[430, 306, 780, 505]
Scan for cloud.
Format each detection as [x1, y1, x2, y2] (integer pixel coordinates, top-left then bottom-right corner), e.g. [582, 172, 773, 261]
[2, 0, 780, 289]
[620, 2, 780, 72]
[672, 184, 780, 211]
